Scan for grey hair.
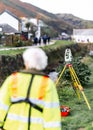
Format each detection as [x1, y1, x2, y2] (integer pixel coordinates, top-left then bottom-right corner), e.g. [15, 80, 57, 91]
[22, 47, 48, 70]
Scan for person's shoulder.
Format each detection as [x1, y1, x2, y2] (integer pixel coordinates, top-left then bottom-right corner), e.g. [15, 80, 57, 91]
[11, 71, 18, 75]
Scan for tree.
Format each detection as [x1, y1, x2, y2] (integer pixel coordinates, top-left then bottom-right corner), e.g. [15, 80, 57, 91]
[25, 22, 31, 32]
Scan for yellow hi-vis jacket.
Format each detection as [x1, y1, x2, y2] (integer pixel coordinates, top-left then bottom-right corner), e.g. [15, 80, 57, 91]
[0, 71, 61, 130]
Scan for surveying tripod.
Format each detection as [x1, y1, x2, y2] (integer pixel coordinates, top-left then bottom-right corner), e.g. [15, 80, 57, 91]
[56, 49, 91, 110]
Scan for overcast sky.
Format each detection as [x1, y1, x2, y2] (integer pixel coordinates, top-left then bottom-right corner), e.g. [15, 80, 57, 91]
[20, 0, 93, 20]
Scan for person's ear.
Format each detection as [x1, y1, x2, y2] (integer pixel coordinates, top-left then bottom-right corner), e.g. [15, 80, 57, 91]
[25, 61, 29, 70]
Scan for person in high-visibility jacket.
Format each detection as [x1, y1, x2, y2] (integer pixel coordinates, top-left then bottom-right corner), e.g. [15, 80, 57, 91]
[0, 47, 61, 130]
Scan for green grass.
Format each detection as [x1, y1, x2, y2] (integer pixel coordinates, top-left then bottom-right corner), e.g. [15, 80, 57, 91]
[42, 40, 74, 51]
[0, 48, 25, 55]
[59, 56, 93, 130]
[0, 40, 74, 55]
[60, 87, 93, 130]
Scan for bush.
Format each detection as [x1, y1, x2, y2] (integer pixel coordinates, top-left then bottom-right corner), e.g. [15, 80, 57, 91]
[56, 56, 91, 87]
[0, 54, 24, 85]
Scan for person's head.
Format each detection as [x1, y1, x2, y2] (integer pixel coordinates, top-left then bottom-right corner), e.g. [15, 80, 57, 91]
[22, 47, 48, 70]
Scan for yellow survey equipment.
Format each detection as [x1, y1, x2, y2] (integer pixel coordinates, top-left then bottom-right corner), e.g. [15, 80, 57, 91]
[56, 48, 91, 110]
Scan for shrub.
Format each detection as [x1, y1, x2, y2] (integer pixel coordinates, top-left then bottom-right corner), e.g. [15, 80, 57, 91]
[0, 54, 24, 85]
[56, 56, 91, 87]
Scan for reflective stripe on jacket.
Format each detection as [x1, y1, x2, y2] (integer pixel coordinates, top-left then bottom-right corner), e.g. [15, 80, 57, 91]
[0, 72, 61, 130]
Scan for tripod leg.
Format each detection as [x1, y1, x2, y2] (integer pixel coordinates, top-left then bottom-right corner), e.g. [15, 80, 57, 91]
[68, 65, 91, 110]
[69, 66, 81, 85]
[78, 85, 91, 110]
[56, 64, 67, 86]
[69, 66, 81, 99]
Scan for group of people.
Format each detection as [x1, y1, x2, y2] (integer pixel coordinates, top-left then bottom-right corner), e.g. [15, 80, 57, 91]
[33, 34, 50, 45]
[0, 47, 61, 130]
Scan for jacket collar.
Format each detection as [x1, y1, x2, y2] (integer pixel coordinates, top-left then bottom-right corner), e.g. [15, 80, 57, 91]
[19, 69, 48, 76]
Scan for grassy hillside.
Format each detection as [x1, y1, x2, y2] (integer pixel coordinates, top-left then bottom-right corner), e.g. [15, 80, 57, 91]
[0, 0, 74, 34]
[56, 13, 93, 29]
[1, 0, 93, 34]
